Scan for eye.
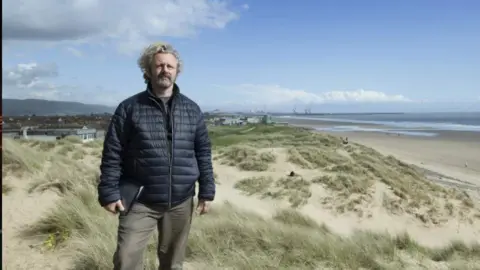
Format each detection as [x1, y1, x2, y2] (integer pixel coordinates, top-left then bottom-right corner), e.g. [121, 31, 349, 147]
[156, 63, 175, 70]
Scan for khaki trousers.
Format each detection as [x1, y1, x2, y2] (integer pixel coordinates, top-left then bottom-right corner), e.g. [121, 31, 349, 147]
[113, 197, 194, 270]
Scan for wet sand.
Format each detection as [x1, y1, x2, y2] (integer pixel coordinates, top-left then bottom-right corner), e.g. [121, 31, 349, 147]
[274, 117, 387, 129]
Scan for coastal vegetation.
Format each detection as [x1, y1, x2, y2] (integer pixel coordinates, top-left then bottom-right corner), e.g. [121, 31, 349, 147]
[2, 125, 480, 269]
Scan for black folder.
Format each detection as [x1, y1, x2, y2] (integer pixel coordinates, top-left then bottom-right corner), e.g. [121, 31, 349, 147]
[119, 181, 144, 215]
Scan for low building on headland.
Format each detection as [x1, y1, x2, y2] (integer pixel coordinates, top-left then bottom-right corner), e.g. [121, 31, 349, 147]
[209, 114, 275, 126]
[4, 126, 100, 143]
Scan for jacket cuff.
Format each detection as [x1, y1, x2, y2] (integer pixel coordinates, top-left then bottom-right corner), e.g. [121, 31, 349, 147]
[198, 194, 215, 201]
[98, 194, 121, 207]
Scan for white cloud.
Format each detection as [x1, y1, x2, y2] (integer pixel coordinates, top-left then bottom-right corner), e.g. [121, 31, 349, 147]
[2, 62, 73, 100]
[2, 62, 129, 105]
[3, 0, 244, 53]
[2, 62, 58, 87]
[229, 84, 411, 105]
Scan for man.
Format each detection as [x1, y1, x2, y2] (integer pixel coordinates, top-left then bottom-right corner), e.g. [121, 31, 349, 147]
[98, 42, 216, 270]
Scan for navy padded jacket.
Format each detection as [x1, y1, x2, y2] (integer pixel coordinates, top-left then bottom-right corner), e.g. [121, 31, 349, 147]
[97, 84, 215, 207]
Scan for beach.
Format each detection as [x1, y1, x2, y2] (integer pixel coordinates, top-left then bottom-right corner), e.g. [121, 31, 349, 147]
[275, 115, 480, 190]
[335, 131, 480, 187]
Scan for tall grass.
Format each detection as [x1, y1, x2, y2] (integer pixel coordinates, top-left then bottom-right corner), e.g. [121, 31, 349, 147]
[5, 126, 480, 269]
[23, 188, 480, 269]
[216, 145, 276, 171]
[2, 138, 46, 175]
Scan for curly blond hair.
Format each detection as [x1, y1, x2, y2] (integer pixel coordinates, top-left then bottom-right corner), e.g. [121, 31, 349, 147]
[137, 42, 183, 77]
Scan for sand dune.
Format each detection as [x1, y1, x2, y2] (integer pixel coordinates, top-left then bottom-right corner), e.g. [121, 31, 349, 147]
[2, 126, 480, 269]
[339, 131, 480, 186]
[214, 146, 480, 248]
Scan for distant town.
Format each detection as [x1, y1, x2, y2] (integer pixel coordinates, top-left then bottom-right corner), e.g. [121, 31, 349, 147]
[1, 114, 111, 143]
[0, 111, 288, 144]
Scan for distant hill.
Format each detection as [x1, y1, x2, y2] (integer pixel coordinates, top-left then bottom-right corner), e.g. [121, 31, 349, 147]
[2, 99, 115, 116]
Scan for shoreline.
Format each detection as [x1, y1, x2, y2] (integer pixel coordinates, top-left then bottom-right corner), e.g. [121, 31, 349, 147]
[323, 130, 480, 191]
[274, 116, 480, 138]
[277, 117, 480, 143]
[274, 117, 480, 193]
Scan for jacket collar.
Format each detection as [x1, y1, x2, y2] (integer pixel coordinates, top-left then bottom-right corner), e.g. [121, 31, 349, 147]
[146, 82, 180, 99]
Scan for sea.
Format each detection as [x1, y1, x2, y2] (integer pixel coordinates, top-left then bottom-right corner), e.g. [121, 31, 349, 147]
[275, 112, 480, 137]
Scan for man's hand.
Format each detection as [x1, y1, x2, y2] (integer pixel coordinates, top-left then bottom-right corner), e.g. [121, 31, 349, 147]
[196, 200, 211, 215]
[103, 200, 125, 214]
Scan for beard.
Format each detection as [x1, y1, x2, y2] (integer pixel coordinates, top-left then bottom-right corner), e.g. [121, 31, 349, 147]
[154, 74, 175, 88]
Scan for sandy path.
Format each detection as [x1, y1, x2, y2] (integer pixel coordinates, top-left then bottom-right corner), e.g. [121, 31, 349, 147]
[2, 172, 70, 270]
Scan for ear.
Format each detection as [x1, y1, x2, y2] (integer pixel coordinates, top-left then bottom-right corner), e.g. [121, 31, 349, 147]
[143, 73, 150, 83]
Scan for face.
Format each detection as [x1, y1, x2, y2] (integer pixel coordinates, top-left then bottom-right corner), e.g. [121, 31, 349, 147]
[149, 53, 179, 89]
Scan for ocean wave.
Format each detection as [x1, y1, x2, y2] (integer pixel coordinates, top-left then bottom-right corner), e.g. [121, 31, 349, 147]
[278, 115, 480, 132]
[313, 126, 438, 137]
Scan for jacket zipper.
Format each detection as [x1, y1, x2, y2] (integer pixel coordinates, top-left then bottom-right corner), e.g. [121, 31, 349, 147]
[149, 96, 175, 209]
[168, 101, 176, 210]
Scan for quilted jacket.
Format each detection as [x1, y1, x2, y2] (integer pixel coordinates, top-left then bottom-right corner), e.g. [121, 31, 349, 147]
[97, 83, 215, 207]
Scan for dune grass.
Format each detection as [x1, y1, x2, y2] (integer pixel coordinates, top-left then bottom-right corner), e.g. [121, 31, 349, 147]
[22, 183, 480, 269]
[83, 139, 104, 148]
[215, 145, 276, 171]
[234, 174, 312, 208]
[288, 146, 350, 169]
[209, 125, 478, 224]
[5, 125, 480, 269]
[62, 136, 83, 144]
[266, 175, 313, 207]
[3, 137, 98, 196]
[38, 141, 58, 151]
[234, 176, 274, 195]
[58, 144, 76, 155]
[3, 183, 14, 195]
[2, 138, 46, 175]
[72, 149, 87, 160]
[273, 208, 329, 230]
[28, 161, 99, 195]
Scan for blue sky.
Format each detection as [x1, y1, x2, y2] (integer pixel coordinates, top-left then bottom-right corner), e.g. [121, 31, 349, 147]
[3, 0, 480, 113]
